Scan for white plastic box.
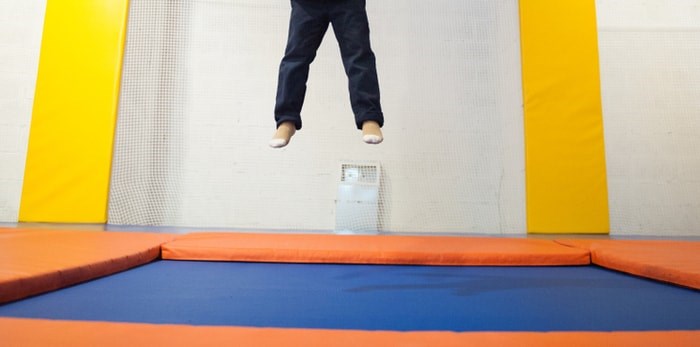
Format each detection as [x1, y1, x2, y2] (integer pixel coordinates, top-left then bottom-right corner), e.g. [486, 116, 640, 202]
[335, 162, 381, 234]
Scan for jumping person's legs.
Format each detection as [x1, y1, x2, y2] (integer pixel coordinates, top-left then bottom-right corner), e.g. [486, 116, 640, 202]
[272, 0, 330, 148]
[272, 0, 384, 147]
[329, 0, 384, 143]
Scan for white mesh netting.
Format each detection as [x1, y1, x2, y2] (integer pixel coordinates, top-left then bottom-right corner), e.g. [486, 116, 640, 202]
[597, 0, 700, 236]
[109, 0, 525, 234]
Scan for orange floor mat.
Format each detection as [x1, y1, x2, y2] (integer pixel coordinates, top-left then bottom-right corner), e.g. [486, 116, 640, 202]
[0, 228, 174, 303]
[1, 318, 699, 347]
[556, 239, 700, 290]
[162, 233, 591, 266]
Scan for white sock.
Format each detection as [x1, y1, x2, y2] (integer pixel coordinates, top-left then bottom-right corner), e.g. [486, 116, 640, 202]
[269, 122, 295, 148]
[362, 121, 383, 144]
[363, 134, 383, 144]
[269, 138, 290, 148]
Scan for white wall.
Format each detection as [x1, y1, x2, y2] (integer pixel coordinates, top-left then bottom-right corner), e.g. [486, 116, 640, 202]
[109, 0, 526, 234]
[597, 0, 700, 236]
[0, 0, 46, 222]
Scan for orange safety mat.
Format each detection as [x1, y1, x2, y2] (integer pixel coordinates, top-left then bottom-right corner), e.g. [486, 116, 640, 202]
[162, 233, 591, 266]
[556, 239, 700, 290]
[1, 318, 699, 347]
[0, 228, 174, 303]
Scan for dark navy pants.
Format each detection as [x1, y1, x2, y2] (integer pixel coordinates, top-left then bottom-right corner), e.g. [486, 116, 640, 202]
[275, 0, 384, 130]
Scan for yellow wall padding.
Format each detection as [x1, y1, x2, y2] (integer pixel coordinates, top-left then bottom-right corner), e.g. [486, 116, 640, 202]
[519, 0, 610, 234]
[19, 0, 130, 223]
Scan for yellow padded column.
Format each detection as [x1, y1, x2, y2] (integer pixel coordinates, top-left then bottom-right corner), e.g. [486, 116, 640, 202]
[19, 0, 130, 223]
[519, 0, 610, 233]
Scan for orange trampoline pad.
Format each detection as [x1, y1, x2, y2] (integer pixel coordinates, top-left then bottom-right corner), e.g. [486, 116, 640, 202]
[2, 318, 699, 347]
[162, 233, 591, 266]
[0, 228, 174, 303]
[556, 239, 700, 290]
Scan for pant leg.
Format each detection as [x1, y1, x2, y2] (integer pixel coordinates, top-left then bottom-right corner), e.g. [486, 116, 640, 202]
[329, 0, 384, 129]
[274, 0, 330, 130]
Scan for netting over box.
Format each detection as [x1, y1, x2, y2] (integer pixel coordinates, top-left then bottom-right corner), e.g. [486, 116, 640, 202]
[109, 0, 525, 234]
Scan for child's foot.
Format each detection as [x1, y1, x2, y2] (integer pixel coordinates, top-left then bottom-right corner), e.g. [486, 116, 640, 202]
[362, 121, 383, 144]
[269, 122, 296, 148]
